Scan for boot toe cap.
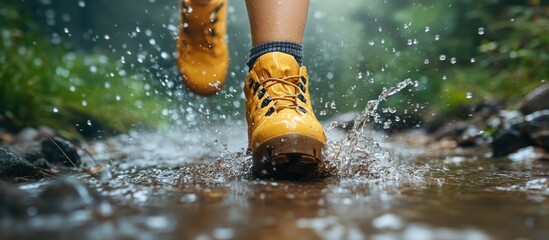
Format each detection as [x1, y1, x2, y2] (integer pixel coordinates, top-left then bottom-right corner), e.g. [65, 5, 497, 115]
[251, 112, 326, 150]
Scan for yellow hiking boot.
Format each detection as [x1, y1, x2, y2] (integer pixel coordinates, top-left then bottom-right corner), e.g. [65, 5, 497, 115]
[244, 52, 327, 178]
[176, 0, 228, 95]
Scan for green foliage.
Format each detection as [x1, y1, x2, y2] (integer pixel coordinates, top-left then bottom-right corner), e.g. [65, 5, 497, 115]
[328, 0, 549, 119]
[0, 2, 169, 138]
[465, 4, 549, 101]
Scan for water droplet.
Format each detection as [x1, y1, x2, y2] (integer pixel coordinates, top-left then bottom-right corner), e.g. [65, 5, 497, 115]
[450, 57, 457, 64]
[442, 75, 447, 80]
[69, 85, 76, 92]
[115, 95, 121, 101]
[104, 34, 110, 40]
[330, 101, 337, 109]
[52, 107, 59, 113]
[78, 1, 85, 7]
[478, 27, 485, 35]
[87, 120, 92, 126]
[470, 58, 476, 63]
[81, 100, 87, 107]
[424, 26, 430, 32]
[357, 72, 363, 79]
[439, 54, 446, 61]
[314, 11, 326, 19]
[435, 34, 440, 41]
[424, 59, 430, 64]
[466, 92, 473, 99]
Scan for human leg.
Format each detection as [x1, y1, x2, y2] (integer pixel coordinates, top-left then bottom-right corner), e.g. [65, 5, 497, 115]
[245, 0, 309, 45]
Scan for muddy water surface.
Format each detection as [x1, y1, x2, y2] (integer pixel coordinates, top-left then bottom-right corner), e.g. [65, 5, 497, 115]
[3, 123, 549, 240]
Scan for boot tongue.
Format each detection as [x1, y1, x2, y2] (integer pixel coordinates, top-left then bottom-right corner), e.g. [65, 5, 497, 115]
[254, 52, 300, 107]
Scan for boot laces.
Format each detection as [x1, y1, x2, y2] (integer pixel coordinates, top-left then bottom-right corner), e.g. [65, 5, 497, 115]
[260, 75, 302, 112]
[180, 0, 224, 48]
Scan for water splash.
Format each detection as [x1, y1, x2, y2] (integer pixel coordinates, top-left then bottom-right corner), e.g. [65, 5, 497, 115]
[184, 78, 419, 183]
[323, 78, 416, 182]
[82, 79, 419, 185]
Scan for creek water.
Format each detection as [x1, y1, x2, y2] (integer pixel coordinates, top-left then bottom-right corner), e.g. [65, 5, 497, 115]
[2, 80, 549, 240]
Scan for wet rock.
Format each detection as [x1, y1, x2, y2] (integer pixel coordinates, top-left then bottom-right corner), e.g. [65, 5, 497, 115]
[531, 131, 549, 151]
[15, 127, 39, 142]
[523, 110, 549, 129]
[519, 84, 549, 115]
[523, 110, 549, 151]
[456, 126, 484, 147]
[32, 158, 52, 169]
[492, 110, 523, 129]
[491, 128, 532, 157]
[41, 137, 81, 167]
[38, 178, 110, 214]
[37, 126, 55, 138]
[471, 101, 503, 117]
[0, 147, 41, 178]
[507, 146, 547, 162]
[491, 110, 549, 157]
[432, 121, 468, 141]
[8, 141, 43, 163]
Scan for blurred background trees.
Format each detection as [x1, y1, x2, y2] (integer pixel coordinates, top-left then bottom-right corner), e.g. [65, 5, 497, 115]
[1, 0, 548, 137]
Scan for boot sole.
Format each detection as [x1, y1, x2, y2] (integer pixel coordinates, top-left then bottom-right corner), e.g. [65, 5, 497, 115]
[252, 134, 325, 179]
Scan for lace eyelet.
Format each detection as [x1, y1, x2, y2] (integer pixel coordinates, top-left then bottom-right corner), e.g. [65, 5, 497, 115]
[298, 106, 308, 114]
[265, 106, 275, 116]
[261, 96, 272, 108]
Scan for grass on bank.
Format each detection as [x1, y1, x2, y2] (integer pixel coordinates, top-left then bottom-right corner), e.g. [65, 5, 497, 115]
[0, 2, 170, 138]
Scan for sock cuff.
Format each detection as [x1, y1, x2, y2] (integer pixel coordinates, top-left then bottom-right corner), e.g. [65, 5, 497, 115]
[247, 41, 303, 69]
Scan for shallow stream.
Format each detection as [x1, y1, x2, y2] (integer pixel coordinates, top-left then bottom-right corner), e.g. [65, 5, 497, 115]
[2, 83, 549, 240]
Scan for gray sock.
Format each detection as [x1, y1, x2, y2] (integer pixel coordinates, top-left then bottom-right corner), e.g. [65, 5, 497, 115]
[247, 41, 303, 69]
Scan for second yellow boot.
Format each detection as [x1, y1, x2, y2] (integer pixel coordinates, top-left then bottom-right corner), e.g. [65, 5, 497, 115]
[176, 0, 228, 95]
[244, 52, 327, 178]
